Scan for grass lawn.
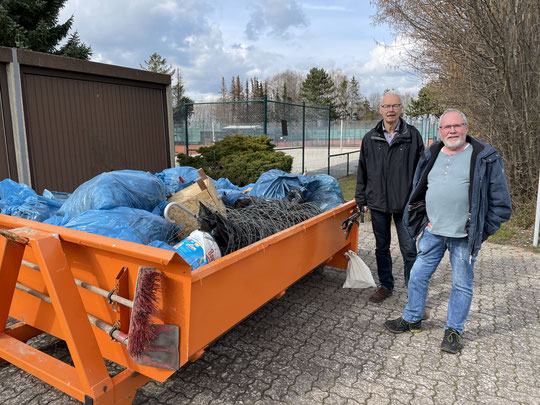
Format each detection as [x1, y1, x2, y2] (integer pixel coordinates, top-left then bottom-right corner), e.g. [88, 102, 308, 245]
[337, 174, 539, 253]
[338, 174, 356, 201]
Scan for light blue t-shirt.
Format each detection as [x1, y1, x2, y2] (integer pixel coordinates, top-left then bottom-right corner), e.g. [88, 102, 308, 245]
[425, 144, 473, 237]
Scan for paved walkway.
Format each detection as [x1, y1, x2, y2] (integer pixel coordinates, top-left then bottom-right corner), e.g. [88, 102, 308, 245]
[1, 222, 539, 404]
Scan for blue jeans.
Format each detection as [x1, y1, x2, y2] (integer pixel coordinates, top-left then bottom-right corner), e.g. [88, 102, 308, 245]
[370, 209, 417, 291]
[402, 228, 476, 334]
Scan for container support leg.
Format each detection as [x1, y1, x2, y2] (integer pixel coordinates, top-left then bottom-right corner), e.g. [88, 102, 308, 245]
[0, 228, 150, 404]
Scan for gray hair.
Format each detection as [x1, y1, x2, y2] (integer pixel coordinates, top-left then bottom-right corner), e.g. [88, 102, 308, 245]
[438, 109, 468, 127]
[380, 91, 401, 105]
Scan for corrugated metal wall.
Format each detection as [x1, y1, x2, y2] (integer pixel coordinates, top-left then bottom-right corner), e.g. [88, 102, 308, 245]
[21, 66, 170, 192]
[1, 47, 173, 194]
[0, 49, 18, 181]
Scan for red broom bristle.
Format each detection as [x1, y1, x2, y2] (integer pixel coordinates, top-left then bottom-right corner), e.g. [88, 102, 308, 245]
[128, 268, 163, 358]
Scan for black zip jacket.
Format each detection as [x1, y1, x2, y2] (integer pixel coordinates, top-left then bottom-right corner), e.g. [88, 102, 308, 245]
[355, 118, 424, 213]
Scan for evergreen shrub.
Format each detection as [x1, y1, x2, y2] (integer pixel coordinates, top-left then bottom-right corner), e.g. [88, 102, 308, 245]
[176, 134, 293, 186]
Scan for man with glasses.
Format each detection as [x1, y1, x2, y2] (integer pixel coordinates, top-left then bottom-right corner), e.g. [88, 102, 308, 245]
[355, 92, 424, 303]
[384, 109, 512, 353]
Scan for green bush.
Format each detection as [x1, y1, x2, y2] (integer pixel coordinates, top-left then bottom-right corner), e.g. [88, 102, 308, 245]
[176, 134, 293, 186]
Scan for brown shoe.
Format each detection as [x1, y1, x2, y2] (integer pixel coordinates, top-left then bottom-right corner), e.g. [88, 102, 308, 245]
[369, 287, 392, 303]
[423, 309, 429, 320]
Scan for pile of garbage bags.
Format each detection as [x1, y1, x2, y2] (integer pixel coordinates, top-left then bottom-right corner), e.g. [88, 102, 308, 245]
[0, 167, 344, 270]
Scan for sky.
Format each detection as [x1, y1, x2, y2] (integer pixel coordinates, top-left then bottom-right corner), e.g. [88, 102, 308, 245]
[58, 0, 422, 101]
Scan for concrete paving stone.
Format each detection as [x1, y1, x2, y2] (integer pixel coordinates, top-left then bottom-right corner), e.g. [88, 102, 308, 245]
[234, 379, 271, 403]
[321, 391, 349, 405]
[476, 395, 521, 405]
[364, 393, 393, 405]
[350, 378, 394, 399]
[431, 380, 458, 404]
[288, 371, 319, 396]
[375, 374, 416, 393]
[409, 394, 436, 405]
[299, 388, 330, 403]
[385, 389, 415, 405]
[453, 376, 480, 400]
[515, 383, 540, 398]
[263, 374, 296, 401]
[318, 356, 348, 371]
[495, 387, 534, 403]
[475, 374, 498, 396]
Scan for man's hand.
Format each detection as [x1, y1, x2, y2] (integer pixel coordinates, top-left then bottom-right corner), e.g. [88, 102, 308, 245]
[361, 205, 368, 213]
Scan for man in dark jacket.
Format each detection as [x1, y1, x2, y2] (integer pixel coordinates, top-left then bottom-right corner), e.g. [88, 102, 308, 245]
[384, 109, 512, 353]
[355, 92, 425, 303]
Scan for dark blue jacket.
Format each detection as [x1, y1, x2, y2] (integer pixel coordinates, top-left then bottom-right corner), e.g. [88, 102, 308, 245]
[403, 136, 512, 258]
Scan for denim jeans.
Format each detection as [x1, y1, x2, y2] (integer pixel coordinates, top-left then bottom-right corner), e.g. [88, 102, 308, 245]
[370, 209, 417, 291]
[402, 227, 476, 334]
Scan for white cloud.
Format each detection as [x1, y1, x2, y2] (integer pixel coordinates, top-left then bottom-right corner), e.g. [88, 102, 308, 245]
[245, 0, 308, 40]
[344, 35, 422, 95]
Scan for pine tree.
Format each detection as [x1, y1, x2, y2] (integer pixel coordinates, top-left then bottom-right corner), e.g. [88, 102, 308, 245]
[172, 70, 193, 122]
[347, 77, 361, 119]
[229, 76, 237, 100]
[220, 77, 227, 101]
[140, 53, 175, 75]
[0, 0, 92, 59]
[406, 85, 444, 118]
[236, 76, 243, 100]
[300, 67, 337, 119]
[335, 77, 349, 119]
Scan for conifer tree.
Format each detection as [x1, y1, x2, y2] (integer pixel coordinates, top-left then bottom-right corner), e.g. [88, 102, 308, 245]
[0, 0, 92, 59]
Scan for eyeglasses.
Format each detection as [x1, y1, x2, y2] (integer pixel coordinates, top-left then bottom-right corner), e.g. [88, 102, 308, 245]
[380, 104, 402, 110]
[439, 123, 467, 131]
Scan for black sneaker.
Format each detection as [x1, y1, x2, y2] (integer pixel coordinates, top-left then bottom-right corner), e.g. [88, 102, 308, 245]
[441, 328, 463, 353]
[384, 317, 422, 334]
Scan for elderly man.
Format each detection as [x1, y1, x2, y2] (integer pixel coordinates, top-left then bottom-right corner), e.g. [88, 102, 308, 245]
[384, 109, 512, 353]
[355, 92, 424, 303]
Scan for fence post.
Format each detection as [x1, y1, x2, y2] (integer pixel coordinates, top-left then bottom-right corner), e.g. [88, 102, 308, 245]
[184, 103, 189, 155]
[7, 48, 32, 186]
[327, 106, 331, 175]
[534, 169, 540, 247]
[263, 95, 267, 135]
[302, 102, 305, 175]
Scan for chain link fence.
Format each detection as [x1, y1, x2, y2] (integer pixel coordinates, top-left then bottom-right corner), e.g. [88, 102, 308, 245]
[326, 117, 439, 178]
[174, 100, 438, 179]
[174, 97, 331, 175]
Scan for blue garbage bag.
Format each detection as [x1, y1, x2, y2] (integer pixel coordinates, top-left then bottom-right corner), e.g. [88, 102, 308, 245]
[247, 169, 315, 199]
[43, 189, 71, 203]
[215, 178, 255, 206]
[60, 207, 179, 245]
[304, 174, 344, 211]
[0, 179, 62, 222]
[58, 170, 169, 220]
[155, 167, 200, 194]
[220, 190, 245, 206]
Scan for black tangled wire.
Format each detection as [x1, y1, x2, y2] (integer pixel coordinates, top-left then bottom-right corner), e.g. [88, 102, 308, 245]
[197, 196, 323, 255]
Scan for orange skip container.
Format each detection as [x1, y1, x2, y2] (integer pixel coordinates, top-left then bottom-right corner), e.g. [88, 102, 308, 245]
[0, 200, 358, 404]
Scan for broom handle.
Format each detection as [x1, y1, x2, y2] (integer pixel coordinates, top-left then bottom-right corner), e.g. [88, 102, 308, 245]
[15, 281, 129, 345]
[21, 260, 134, 309]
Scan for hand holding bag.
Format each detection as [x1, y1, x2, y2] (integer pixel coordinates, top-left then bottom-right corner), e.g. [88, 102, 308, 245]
[343, 250, 376, 289]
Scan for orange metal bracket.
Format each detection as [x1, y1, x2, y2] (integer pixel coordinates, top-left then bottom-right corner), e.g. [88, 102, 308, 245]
[0, 228, 150, 404]
[115, 267, 130, 334]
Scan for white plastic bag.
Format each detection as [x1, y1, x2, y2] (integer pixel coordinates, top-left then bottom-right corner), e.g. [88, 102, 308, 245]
[343, 250, 376, 289]
[173, 230, 221, 270]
